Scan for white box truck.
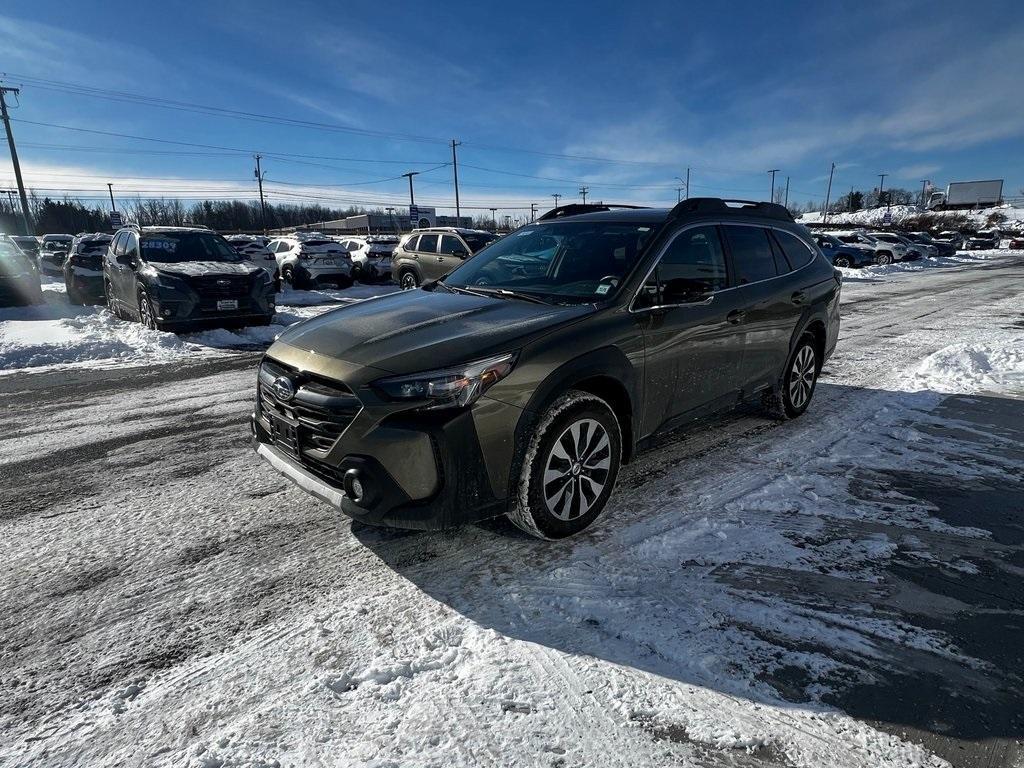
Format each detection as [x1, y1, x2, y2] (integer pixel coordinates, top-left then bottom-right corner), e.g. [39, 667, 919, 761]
[926, 180, 1003, 210]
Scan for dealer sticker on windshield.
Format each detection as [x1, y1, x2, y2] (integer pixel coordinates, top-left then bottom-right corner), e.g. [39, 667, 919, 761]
[595, 284, 611, 295]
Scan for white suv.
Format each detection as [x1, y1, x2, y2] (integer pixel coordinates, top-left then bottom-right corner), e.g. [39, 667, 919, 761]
[334, 235, 399, 283]
[833, 230, 905, 265]
[266, 234, 353, 289]
[225, 234, 280, 288]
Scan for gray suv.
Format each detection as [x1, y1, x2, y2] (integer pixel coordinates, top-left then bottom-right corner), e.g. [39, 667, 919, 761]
[392, 227, 497, 289]
[251, 199, 841, 539]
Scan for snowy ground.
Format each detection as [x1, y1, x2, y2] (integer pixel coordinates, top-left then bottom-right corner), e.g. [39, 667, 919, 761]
[1, 255, 1023, 767]
[0, 279, 397, 375]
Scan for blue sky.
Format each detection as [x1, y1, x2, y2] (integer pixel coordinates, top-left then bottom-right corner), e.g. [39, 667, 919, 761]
[1, 0, 1022, 221]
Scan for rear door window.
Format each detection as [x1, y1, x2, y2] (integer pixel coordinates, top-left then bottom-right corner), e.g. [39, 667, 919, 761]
[723, 226, 778, 284]
[417, 234, 439, 254]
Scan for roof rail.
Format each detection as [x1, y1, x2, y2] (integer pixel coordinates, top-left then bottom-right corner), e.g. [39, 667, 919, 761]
[537, 203, 649, 221]
[667, 197, 794, 223]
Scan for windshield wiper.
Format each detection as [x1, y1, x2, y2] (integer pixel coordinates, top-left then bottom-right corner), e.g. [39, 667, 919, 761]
[468, 286, 552, 305]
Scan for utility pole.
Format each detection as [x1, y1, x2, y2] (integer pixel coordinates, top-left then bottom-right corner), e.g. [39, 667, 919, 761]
[768, 169, 780, 201]
[676, 187, 683, 203]
[579, 185, 589, 204]
[254, 154, 267, 234]
[552, 193, 561, 209]
[0, 85, 32, 235]
[489, 207, 497, 231]
[107, 183, 117, 212]
[530, 202, 537, 222]
[402, 171, 420, 206]
[919, 179, 929, 208]
[823, 162, 836, 224]
[685, 167, 690, 199]
[783, 176, 790, 208]
[451, 139, 462, 222]
[877, 173, 887, 207]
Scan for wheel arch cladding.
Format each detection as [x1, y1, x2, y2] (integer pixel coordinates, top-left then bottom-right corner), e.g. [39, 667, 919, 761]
[508, 346, 637, 507]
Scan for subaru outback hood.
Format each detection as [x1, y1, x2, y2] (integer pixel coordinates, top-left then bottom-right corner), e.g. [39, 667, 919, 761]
[271, 287, 593, 374]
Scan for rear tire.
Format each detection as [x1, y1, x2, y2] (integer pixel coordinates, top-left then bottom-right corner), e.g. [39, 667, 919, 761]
[507, 391, 622, 540]
[66, 284, 83, 305]
[781, 335, 819, 418]
[876, 252, 893, 265]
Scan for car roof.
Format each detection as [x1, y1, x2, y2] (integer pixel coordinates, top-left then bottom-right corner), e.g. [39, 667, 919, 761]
[137, 226, 212, 234]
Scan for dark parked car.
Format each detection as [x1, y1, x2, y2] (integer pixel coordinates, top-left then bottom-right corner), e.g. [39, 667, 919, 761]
[963, 231, 999, 250]
[252, 199, 841, 539]
[0, 240, 42, 306]
[104, 226, 276, 331]
[811, 232, 875, 268]
[392, 227, 498, 289]
[64, 233, 113, 305]
[39, 234, 74, 274]
[4, 235, 41, 269]
[906, 231, 955, 258]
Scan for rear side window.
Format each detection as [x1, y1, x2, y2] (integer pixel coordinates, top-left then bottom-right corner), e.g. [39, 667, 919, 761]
[417, 234, 439, 254]
[404, 235, 419, 252]
[723, 226, 777, 284]
[774, 230, 815, 270]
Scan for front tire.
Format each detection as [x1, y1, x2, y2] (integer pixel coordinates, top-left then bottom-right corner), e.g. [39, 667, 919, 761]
[138, 288, 160, 330]
[876, 252, 893, 265]
[782, 335, 819, 418]
[399, 270, 419, 290]
[833, 256, 851, 268]
[508, 391, 622, 540]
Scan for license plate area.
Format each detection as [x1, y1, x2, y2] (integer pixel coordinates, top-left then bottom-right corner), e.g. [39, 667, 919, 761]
[217, 299, 239, 311]
[268, 414, 299, 455]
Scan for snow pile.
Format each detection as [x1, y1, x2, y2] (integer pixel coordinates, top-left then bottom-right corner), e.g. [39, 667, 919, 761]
[835, 249, 1010, 281]
[914, 338, 1024, 394]
[0, 283, 397, 374]
[798, 203, 1024, 231]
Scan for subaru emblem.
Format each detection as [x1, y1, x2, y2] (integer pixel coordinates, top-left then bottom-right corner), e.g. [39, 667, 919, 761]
[217, 279, 230, 286]
[272, 376, 295, 401]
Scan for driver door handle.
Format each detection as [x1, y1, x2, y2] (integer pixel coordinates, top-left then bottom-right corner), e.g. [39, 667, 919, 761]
[791, 291, 807, 305]
[727, 309, 746, 325]
[437, 256, 445, 262]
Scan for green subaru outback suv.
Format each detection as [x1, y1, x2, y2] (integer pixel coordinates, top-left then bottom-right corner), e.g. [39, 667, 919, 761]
[252, 199, 841, 539]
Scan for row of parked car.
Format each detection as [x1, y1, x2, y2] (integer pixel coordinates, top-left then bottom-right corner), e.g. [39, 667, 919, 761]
[805, 227, 1017, 269]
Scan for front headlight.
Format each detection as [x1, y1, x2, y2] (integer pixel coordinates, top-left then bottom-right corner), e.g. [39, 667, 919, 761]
[373, 352, 517, 410]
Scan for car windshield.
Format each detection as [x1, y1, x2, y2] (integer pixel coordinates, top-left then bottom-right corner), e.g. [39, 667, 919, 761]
[443, 221, 657, 303]
[140, 232, 243, 264]
[11, 237, 39, 253]
[0, 242, 32, 272]
[78, 239, 111, 254]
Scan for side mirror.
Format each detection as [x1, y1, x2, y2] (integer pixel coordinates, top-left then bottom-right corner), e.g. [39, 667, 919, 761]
[116, 253, 137, 268]
[452, 249, 469, 259]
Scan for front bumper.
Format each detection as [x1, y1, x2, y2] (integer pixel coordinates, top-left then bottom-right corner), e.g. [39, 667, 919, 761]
[249, 351, 515, 529]
[149, 280, 276, 327]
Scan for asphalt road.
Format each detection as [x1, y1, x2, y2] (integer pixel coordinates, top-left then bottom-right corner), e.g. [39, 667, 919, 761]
[1, 255, 1023, 767]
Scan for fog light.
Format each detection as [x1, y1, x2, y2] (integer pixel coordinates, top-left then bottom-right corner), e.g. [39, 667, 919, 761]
[343, 468, 364, 502]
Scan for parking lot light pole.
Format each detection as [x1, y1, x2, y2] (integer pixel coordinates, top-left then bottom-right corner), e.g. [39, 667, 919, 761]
[877, 173, 887, 207]
[402, 171, 420, 206]
[107, 183, 117, 213]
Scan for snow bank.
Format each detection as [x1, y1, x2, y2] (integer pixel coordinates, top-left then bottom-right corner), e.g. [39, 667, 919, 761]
[798, 203, 1024, 231]
[0, 282, 397, 374]
[836, 249, 1013, 281]
[914, 339, 1024, 394]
